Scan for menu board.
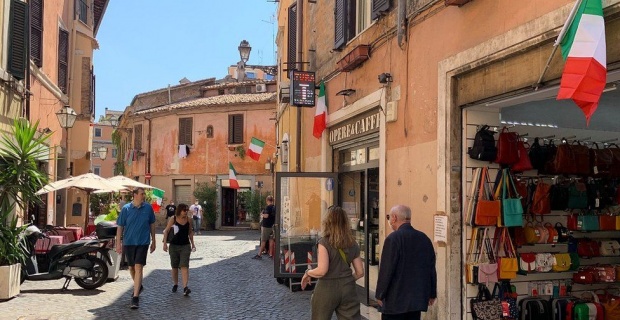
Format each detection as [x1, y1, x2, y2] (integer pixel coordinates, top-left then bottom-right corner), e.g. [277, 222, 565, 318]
[290, 70, 316, 107]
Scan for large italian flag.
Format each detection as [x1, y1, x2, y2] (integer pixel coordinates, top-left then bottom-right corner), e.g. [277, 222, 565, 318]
[228, 162, 239, 189]
[313, 81, 327, 139]
[557, 0, 606, 124]
[247, 137, 265, 161]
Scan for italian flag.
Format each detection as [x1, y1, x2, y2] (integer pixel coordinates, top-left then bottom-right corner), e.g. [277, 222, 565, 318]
[247, 137, 265, 161]
[313, 81, 327, 139]
[151, 188, 164, 212]
[557, 0, 606, 124]
[228, 162, 239, 189]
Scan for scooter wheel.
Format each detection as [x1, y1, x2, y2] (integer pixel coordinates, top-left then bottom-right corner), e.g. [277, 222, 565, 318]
[20, 269, 27, 284]
[74, 256, 109, 290]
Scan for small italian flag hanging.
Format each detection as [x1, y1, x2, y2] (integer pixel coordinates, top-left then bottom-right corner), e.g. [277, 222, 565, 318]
[229, 162, 240, 189]
[557, 0, 606, 124]
[313, 81, 327, 139]
[151, 188, 164, 212]
[247, 137, 265, 161]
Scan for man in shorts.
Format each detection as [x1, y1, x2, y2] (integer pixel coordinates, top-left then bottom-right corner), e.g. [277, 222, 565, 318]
[252, 195, 275, 259]
[116, 187, 156, 309]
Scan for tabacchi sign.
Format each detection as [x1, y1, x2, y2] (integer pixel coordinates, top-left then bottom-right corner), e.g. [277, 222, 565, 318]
[329, 111, 380, 145]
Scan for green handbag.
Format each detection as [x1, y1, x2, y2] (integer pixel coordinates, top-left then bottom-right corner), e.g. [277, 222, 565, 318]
[501, 169, 524, 227]
[569, 252, 580, 271]
[568, 183, 588, 209]
[578, 211, 600, 231]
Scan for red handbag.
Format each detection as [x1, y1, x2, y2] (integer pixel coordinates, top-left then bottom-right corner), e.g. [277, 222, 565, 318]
[531, 180, 551, 214]
[513, 227, 526, 247]
[573, 268, 596, 284]
[591, 265, 616, 283]
[599, 212, 616, 231]
[510, 140, 533, 172]
[544, 223, 558, 244]
[568, 213, 579, 230]
[578, 239, 601, 257]
[495, 127, 519, 165]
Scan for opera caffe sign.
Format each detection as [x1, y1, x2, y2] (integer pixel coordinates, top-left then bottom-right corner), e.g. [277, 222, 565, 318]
[329, 111, 380, 145]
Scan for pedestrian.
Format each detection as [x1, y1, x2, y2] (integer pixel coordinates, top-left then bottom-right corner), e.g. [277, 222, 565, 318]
[375, 205, 437, 320]
[189, 200, 202, 235]
[252, 195, 275, 259]
[165, 200, 176, 220]
[300, 206, 364, 320]
[115, 187, 156, 310]
[162, 203, 196, 296]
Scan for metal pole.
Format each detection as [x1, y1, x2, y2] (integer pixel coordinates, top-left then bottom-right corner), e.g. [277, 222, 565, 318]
[295, 0, 303, 172]
[64, 127, 70, 227]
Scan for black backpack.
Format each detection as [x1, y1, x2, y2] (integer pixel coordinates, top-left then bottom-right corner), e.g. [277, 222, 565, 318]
[468, 125, 497, 161]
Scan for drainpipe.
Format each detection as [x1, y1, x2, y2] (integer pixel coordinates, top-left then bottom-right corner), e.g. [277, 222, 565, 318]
[397, 0, 407, 47]
[295, 0, 303, 172]
[144, 117, 152, 183]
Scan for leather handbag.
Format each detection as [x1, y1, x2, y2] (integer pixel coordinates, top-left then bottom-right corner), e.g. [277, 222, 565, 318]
[544, 223, 558, 244]
[607, 143, 620, 177]
[494, 127, 519, 165]
[578, 239, 600, 257]
[510, 139, 533, 172]
[555, 222, 569, 242]
[542, 140, 558, 174]
[466, 228, 482, 284]
[470, 284, 502, 320]
[599, 212, 616, 231]
[552, 141, 576, 174]
[528, 137, 547, 171]
[592, 265, 616, 283]
[493, 228, 518, 280]
[523, 223, 540, 244]
[571, 141, 590, 176]
[590, 142, 614, 175]
[531, 180, 551, 214]
[535, 224, 549, 244]
[478, 263, 498, 285]
[513, 227, 526, 247]
[568, 182, 588, 209]
[567, 212, 579, 230]
[573, 268, 596, 284]
[578, 211, 600, 231]
[599, 240, 620, 256]
[500, 169, 523, 227]
[549, 183, 569, 211]
[475, 167, 501, 226]
[514, 179, 530, 209]
[552, 253, 571, 272]
[569, 252, 581, 271]
[518, 252, 536, 273]
[597, 288, 620, 320]
[535, 253, 553, 272]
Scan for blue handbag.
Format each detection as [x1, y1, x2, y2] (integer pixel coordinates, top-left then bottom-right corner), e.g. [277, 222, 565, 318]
[578, 211, 599, 231]
[501, 169, 523, 227]
[568, 183, 588, 209]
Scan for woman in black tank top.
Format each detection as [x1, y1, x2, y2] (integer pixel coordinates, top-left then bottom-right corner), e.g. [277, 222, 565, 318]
[162, 203, 196, 296]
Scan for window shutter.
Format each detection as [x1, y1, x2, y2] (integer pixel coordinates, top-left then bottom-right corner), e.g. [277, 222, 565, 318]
[287, 4, 297, 75]
[179, 118, 192, 145]
[30, 0, 43, 67]
[58, 29, 69, 93]
[334, 0, 347, 50]
[8, 0, 29, 80]
[134, 124, 143, 150]
[372, 0, 391, 20]
[233, 115, 243, 144]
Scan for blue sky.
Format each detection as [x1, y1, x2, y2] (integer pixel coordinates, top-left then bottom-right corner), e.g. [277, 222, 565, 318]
[94, 1, 278, 119]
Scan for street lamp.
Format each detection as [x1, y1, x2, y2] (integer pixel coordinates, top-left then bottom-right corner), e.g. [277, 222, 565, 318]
[56, 105, 77, 174]
[97, 146, 108, 160]
[237, 40, 252, 82]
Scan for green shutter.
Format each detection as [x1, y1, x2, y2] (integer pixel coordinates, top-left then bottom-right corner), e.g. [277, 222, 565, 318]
[8, 0, 29, 80]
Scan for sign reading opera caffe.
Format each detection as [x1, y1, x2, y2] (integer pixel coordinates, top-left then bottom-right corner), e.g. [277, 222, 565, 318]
[329, 111, 380, 145]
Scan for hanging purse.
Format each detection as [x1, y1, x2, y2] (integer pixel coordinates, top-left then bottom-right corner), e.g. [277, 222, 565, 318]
[523, 222, 540, 244]
[535, 253, 553, 272]
[569, 252, 581, 271]
[531, 179, 551, 214]
[573, 268, 596, 284]
[578, 239, 600, 257]
[552, 253, 571, 272]
[590, 142, 614, 176]
[544, 223, 558, 244]
[466, 228, 482, 284]
[599, 210, 616, 231]
[607, 143, 620, 177]
[552, 140, 576, 174]
[528, 137, 547, 171]
[470, 284, 503, 320]
[568, 182, 588, 209]
[555, 222, 569, 242]
[518, 252, 536, 274]
[474, 167, 500, 226]
[510, 138, 533, 172]
[495, 127, 519, 165]
[571, 141, 590, 176]
[477, 229, 498, 286]
[466, 168, 483, 226]
[549, 182, 569, 211]
[500, 169, 523, 227]
[494, 228, 518, 280]
[579, 210, 600, 231]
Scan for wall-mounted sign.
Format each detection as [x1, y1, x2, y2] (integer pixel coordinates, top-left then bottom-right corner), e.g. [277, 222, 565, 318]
[329, 110, 380, 145]
[290, 70, 316, 107]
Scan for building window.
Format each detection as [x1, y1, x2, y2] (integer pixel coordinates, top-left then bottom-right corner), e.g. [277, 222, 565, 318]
[58, 29, 69, 93]
[335, 0, 388, 49]
[179, 118, 193, 145]
[206, 125, 214, 138]
[356, 0, 371, 34]
[8, 0, 28, 80]
[228, 114, 244, 144]
[134, 124, 142, 150]
[30, 0, 44, 67]
[218, 88, 225, 95]
[77, 0, 88, 24]
[94, 127, 102, 137]
[112, 148, 117, 158]
[246, 72, 256, 79]
[93, 166, 100, 176]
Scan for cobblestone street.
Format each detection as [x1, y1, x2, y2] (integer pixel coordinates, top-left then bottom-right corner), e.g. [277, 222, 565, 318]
[1, 230, 380, 320]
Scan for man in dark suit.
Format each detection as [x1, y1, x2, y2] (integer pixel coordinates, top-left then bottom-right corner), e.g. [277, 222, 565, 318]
[376, 205, 437, 320]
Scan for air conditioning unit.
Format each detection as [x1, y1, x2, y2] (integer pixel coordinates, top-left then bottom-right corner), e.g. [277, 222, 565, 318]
[256, 83, 267, 93]
[279, 84, 290, 103]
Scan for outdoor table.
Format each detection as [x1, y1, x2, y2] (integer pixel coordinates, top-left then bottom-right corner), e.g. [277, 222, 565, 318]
[64, 227, 83, 241]
[52, 229, 75, 243]
[35, 235, 65, 254]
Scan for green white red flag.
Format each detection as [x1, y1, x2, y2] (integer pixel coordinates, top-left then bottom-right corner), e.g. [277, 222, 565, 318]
[313, 81, 327, 139]
[228, 162, 239, 189]
[556, 0, 606, 124]
[247, 137, 265, 161]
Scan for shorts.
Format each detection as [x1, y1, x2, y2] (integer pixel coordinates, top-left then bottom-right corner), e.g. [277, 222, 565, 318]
[261, 227, 273, 242]
[124, 245, 149, 266]
[169, 244, 191, 268]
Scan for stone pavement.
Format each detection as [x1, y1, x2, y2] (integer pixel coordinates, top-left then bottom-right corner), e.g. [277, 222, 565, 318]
[1, 230, 380, 320]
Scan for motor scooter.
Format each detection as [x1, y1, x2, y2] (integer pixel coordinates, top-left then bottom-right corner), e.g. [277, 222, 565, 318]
[20, 225, 113, 290]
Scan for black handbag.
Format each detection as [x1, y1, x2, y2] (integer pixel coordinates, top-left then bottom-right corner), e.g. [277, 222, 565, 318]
[549, 183, 569, 211]
[555, 222, 569, 243]
[471, 284, 502, 320]
[528, 138, 548, 171]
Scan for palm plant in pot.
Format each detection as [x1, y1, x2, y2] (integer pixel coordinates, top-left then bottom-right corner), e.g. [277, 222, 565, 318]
[194, 182, 217, 230]
[0, 119, 50, 299]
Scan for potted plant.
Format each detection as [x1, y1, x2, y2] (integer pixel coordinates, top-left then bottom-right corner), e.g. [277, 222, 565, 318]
[194, 182, 217, 230]
[239, 190, 268, 230]
[0, 119, 50, 299]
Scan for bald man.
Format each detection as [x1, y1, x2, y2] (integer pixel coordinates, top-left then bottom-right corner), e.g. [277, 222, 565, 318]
[375, 205, 437, 320]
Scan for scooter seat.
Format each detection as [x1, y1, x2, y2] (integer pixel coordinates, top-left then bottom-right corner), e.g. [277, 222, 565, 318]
[48, 240, 94, 258]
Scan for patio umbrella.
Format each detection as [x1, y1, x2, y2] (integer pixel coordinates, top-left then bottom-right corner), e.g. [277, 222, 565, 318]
[36, 173, 126, 230]
[107, 175, 154, 189]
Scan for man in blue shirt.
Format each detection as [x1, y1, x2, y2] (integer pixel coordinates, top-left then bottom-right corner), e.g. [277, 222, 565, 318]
[115, 188, 156, 309]
[376, 205, 437, 320]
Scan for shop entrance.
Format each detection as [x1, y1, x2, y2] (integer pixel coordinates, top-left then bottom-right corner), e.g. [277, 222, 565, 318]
[221, 187, 236, 227]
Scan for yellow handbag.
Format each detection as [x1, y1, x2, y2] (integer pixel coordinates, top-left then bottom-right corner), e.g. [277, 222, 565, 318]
[616, 215, 620, 230]
[495, 227, 518, 279]
[499, 257, 518, 279]
[552, 253, 571, 272]
[524, 222, 540, 244]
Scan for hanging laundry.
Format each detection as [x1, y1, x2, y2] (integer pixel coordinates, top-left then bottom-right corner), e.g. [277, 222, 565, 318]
[179, 145, 188, 159]
[132, 150, 138, 161]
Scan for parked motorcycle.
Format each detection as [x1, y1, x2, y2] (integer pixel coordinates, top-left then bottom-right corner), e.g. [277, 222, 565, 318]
[20, 225, 112, 290]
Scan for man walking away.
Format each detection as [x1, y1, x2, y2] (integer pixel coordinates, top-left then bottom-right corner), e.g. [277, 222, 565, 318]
[252, 195, 275, 259]
[375, 205, 437, 320]
[165, 200, 176, 220]
[116, 187, 156, 309]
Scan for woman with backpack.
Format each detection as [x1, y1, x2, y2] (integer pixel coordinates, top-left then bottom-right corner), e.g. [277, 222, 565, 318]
[162, 203, 196, 296]
[301, 206, 365, 320]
